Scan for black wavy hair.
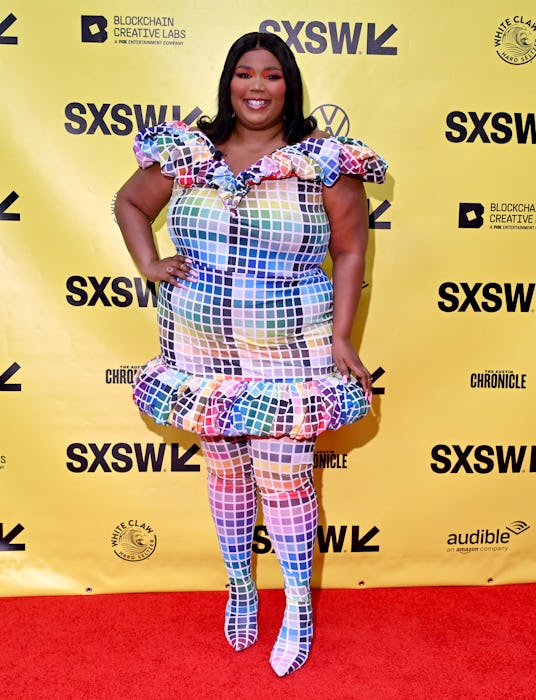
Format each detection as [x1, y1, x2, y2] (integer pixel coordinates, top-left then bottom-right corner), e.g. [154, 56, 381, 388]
[197, 32, 317, 146]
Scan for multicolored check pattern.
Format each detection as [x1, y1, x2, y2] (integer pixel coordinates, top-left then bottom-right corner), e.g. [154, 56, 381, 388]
[132, 121, 387, 439]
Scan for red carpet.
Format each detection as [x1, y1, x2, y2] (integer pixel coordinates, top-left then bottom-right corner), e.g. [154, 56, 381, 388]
[1, 585, 535, 699]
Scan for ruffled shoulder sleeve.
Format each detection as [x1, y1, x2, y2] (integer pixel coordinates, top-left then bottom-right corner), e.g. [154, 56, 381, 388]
[133, 120, 214, 181]
[300, 136, 387, 186]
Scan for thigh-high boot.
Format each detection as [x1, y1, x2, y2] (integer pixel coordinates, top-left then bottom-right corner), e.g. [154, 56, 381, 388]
[250, 436, 318, 676]
[201, 436, 259, 651]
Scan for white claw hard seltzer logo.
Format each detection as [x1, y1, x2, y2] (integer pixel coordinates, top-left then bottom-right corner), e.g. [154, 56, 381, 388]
[111, 519, 157, 561]
[494, 15, 536, 65]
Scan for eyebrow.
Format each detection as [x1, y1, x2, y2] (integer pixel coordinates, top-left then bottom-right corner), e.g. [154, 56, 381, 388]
[235, 64, 283, 71]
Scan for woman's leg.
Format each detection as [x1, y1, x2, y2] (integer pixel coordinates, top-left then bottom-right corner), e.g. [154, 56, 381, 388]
[249, 436, 318, 676]
[200, 435, 259, 651]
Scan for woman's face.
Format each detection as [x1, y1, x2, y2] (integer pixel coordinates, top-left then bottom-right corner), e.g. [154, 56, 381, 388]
[229, 49, 286, 132]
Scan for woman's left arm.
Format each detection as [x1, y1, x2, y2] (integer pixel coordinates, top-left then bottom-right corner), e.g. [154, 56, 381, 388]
[323, 175, 371, 396]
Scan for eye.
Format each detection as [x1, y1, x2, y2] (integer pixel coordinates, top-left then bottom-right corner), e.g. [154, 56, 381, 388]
[266, 73, 283, 81]
[234, 71, 251, 79]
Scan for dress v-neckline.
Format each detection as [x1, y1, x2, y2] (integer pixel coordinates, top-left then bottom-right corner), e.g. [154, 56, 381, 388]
[209, 135, 317, 179]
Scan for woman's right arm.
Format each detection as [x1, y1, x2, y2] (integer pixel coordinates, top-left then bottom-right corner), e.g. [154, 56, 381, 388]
[114, 164, 190, 287]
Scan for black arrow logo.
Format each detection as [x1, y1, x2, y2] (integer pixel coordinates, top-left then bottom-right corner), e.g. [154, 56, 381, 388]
[0, 191, 20, 221]
[0, 523, 26, 551]
[369, 200, 392, 230]
[371, 366, 385, 395]
[367, 24, 397, 55]
[351, 525, 380, 552]
[0, 13, 17, 45]
[0, 362, 22, 391]
[171, 443, 201, 472]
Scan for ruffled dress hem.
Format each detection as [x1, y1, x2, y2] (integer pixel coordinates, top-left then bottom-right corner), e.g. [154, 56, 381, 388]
[133, 357, 369, 440]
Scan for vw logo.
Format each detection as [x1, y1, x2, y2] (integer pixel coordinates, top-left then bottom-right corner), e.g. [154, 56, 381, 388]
[310, 104, 350, 137]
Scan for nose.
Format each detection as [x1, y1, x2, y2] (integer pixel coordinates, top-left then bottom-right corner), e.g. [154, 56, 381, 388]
[251, 73, 265, 91]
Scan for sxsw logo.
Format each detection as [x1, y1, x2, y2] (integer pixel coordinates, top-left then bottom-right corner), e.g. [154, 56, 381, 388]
[259, 19, 397, 55]
[437, 282, 535, 312]
[431, 444, 536, 474]
[253, 524, 380, 554]
[66, 276, 158, 307]
[64, 103, 203, 135]
[445, 111, 535, 144]
[459, 203, 484, 228]
[66, 442, 201, 473]
[0, 13, 17, 44]
[81, 15, 108, 43]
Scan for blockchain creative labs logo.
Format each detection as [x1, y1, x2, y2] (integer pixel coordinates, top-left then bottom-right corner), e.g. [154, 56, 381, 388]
[111, 520, 157, 561]
[458, 201, 536, 231]
[310, 104, 350, 137]
[81, 14, 186, 46]
[446, 520, 530, 554]
[470, 369, 527, 390]
[494, 16, 536, 65]
[81, 15, 108, 43]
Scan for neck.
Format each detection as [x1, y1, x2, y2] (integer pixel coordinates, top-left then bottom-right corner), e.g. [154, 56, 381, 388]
[232, 123, 286, 149]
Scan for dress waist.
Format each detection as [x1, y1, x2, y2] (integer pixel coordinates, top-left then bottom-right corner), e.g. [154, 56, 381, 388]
[187, 258, 324, 281]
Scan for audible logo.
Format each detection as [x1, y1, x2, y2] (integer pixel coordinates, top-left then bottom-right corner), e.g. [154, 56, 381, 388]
[447, 520, 530, 554]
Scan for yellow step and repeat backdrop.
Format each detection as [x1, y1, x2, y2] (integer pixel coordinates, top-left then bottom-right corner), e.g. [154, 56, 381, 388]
[1, 1, 535, 596]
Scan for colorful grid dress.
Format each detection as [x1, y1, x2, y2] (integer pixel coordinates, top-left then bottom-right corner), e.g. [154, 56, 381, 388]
[132, 121, 387, 439]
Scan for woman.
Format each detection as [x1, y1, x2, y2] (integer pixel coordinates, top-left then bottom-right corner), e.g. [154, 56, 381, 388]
[115, 31, 386, 676]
